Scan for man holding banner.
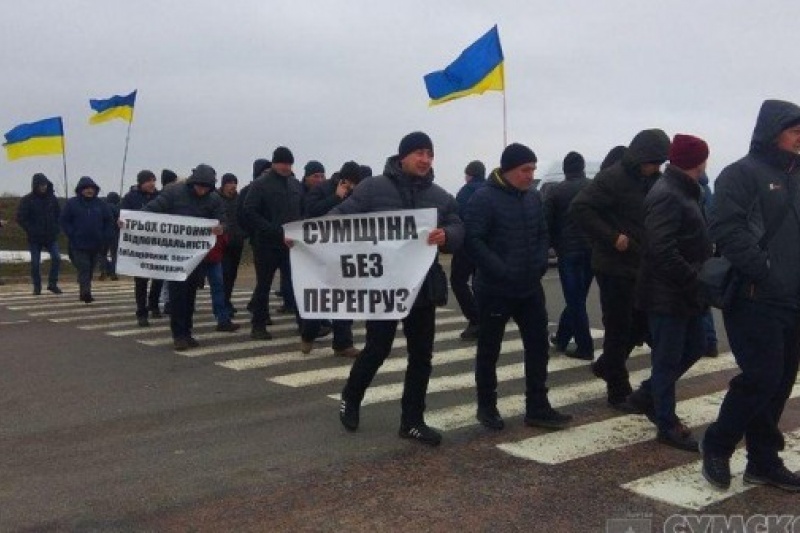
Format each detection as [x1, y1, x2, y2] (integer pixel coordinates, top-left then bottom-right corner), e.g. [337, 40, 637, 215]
[330, 132, 463, 447]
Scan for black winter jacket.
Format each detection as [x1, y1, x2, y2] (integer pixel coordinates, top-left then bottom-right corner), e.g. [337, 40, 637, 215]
[710, 99, 800, 309]
[330, 156, 464, 307]
[142, 182, 225, 222]
[544, 171, 591, 257]
[637, 166, 712, 316]
[242, 169, 303, 250]
[305, 177, 345, 218]
[217, 191, 246, 247]
[121, 187, 158, 211]
[570, 129, 670, 278]
[465, 168, 549, 299]
[17, 174, 60, 245]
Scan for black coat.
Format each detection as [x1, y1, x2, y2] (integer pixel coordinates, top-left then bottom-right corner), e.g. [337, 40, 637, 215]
[637, 166, 712, 316]
[305, 177, 344, 218]
[465, 169, 549, 299]
[17, 174, 60, 245]
[242, 169, 303, 250]
[121, 187, 159, 211]
[143, 182, 225, 221]
[544, 171, 591, 257]
[710, 99, 800, 309]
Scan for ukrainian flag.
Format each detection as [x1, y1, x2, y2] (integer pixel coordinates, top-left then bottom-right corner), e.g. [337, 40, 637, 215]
[3, 117, 64, 161]
[89, 90, 137, 125]
[424, 25, 505, 106]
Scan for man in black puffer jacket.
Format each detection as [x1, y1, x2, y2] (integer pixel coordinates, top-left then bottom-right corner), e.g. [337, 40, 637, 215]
[571, 128, 671, 408]
[16, 173, 62, 295]
[466, 143, 572, 432]
[544, 151, 594, 360]
[626, 134, 712, 453]
[701, 100, 800, 492]
[334, 132, 463, 447]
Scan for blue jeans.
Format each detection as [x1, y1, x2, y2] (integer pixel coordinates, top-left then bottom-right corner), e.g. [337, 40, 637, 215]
[29, 241, 61, 290]
[206, 262, 230, 323]
[554, 251, 594, 356]
[639, 313, 705, 432]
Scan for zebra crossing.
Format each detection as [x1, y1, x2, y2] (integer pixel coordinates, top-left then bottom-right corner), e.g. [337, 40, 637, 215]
[1, 280, 797, 512]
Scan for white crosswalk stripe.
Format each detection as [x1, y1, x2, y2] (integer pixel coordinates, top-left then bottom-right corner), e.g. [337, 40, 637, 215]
[3, 280, 798, 511]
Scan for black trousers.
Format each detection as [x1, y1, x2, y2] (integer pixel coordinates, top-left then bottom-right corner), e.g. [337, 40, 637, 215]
[301, 319, 354, 350]
[71, 248, 98, 297]
[450, 248, 478, 325]
[704, 299, 800, 470]
[221, 242, 244, 310]
[168, 266, 205, 340]
[594, 273, 649, 401]
[134, 277, 164, 318]
[342, 305, 436, 426]
[475, 285, 551, 413]
[249, 245, 282, 328]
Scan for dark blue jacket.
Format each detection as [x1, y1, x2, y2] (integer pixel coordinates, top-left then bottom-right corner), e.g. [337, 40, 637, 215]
[465, 168, 549, 298]
[121, 187, 159, 211]
[60, 177, 114, 252]
[455, 176, 486, 219]
[17, 174, 60, 245]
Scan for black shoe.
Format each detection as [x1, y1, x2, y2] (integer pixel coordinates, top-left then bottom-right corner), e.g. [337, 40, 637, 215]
[46, 285, 62, 295]
[591, 360, 607, 380]
[186, 337, 199, 348]
[250, 327, 273, 340]
[80, 293, 94, 303]
[110, 274, 119, 281]
[704, 345, 719, 358]
[399, 423, 442, 446]
[265, 316, 274, 326]
[339, 398, 359, 432]
[657, 424, 699, 452]
[549, 334, 567, 352]
[174, 338, 190, 351]
[137, 316, 150, 328]
[565, 350, 594, 361]
[150, 309, 163, 319]
[460, 323, 480, 341]
[700, 435, 731, 490]
[315, 325, 332, 339]
[33, 287, 42, 295]
[524, 407, 572, 430]
[621, 388, 656, 422]
[216, 321, 240, 332]
[476, 407, 505, 430]
[98, 272, 107, 281]
[743, 464, 800, 492]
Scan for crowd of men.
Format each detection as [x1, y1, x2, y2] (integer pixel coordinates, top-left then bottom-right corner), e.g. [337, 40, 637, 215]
[8, 99, 800, 494]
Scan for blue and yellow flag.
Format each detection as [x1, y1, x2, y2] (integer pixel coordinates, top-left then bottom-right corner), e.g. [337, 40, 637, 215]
[3, 117, 64, 161]
[424, 26, 505, 106]
[89, 90, 137, 125]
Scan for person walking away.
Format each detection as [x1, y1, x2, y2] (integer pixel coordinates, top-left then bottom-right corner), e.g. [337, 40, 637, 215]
[544, 151, 594, 361]
[60, 176, 113, 303]
[16, 172, 62, 295]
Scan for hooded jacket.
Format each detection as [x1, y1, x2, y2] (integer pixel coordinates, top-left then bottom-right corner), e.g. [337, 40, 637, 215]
[330, 156, 464, 307]
[17, 173, 60, 245]
[570, 129, 670, 278]
[710, 99, 800, 309]
[637, 165, 713, 315]
[60, 177, 114, 251]
[465, 168, 549, 298]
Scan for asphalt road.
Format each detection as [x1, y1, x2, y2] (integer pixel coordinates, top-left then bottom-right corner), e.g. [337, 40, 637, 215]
[1, 269, 798, 532]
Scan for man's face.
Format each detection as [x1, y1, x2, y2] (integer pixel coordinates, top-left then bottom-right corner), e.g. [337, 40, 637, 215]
[222, 182, 238, 197]
[504, 163, 537, 191]
[36, 184, 48, 194]
[777, 124, 800, 154]
[305, 172, 325, 189]
[400, 149, 433, 178]
[273, 162, 293, 177]
[640, 162, 663, 177]
[140, 178, 156, 194]
[81, 187, 96, 198]
[193, 184, 212, 197]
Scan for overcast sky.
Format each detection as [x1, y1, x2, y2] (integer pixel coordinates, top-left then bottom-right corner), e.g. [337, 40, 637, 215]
[1, 1, 799, 197]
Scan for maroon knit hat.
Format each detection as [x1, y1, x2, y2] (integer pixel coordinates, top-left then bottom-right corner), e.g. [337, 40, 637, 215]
[669, 134, 709, 170]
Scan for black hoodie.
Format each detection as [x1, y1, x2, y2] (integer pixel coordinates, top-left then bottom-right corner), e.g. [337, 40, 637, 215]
[710, 99, 800, 309]
[16, 173, 61, 245]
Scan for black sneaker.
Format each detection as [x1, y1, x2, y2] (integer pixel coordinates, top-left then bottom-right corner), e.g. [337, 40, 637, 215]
[173, 338, 190, 351]
[46, 285, 62, 295]
[399, 423, 442, 447]
[216, 321, 240, 332]
[549, 334, 567, 352]
[524, 407, 572, 430]
[657, 424, 699, 452]
[186, 337, 200, 348]
[339, 399, 359, 432]
[743, 464, 800, 493]
[476, 407, 505, 430]
[564, 350, 594, 361]
[137, 316, 150, 328]
[460, 323, 480, 341]
[250, 327, 273, 340]
[33, 287, 42, 295]
[700, 435, 731, 490]
[704, 345, 719, 358]
[315, 325, 332, 339]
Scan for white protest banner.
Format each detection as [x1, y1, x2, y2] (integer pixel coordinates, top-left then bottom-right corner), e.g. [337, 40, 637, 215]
[283, 208, 437, 320]
[116, 210, 217, 281]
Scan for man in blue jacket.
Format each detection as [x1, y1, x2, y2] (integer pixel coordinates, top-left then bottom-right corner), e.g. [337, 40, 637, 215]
[465, 143, 572, 431]
[16, 173, 62, 295]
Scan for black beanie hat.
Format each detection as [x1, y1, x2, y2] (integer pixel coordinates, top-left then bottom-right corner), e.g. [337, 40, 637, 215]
[303, 160, 325, 177]
[186, 163, 216, 188]
[137, 169, 156, 185]
[562, 152, 585, 174]
[339, 161, 362, 184]
[252, 158, 271, 178]
[398, 131, 433, 160]
[359, 165, 373, 179]
[464, 160, 486, 180]
[221, 173, 238, 186]
[500, 143, 537, 172]
[161, 169, 178, 186]
[272, 146, 294, 165]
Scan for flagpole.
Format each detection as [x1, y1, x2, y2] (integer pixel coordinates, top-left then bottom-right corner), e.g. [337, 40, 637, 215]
[60, 122, 69, 198]
[502, 90, 508, 148]
[118, 117, 133, 195]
